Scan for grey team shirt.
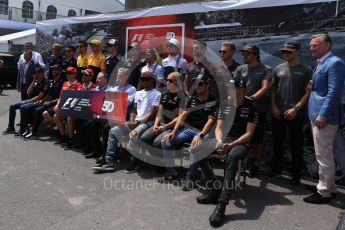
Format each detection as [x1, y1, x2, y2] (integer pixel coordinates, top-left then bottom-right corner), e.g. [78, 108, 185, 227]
[234, 62, 273, 112]
[272, 62, 312, 116]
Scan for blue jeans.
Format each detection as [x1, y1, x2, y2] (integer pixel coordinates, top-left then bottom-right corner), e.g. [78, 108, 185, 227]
[104, 122, 152, 163]
[161, 128, 199, 173]
[8, 101, 22, 130]
[20, 102, 38, 132]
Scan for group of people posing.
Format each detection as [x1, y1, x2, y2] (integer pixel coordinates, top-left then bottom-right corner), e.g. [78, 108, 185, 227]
[3, 33, 345, 227]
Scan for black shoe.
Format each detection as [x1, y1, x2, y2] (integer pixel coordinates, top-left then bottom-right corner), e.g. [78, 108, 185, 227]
[54, 136, 66, 145]
[64, 139, 73, 150]
[72, 142, 82, 149]
[96, 157, 105, 165]
[2, 128, 15, 135]
[246, 165, 259, 178]
[182, 176, 195, 191]
[196, 193, 219, 204]
[265, 170, 281, 179]
[23, 132, 38, 140]
[125, 161, 139, 174]
[92, 162, 115, 172]
[304, 185, 337, 198]
[209, 202, 226, 227]
[303, 193, 331, 204]
[289, 178, 301, 188]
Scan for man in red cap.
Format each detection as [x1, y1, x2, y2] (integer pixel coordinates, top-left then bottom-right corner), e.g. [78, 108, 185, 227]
[52, 66, 81, 145]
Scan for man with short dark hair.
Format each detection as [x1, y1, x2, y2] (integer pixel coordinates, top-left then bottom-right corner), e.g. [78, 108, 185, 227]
[267, 40, 312, 187]
[76, 40, 90, 81]
[62, 46, 77, 80]
[16, 50, 36, 100]
[304, 33, 345, 204]
[141, 48, 164, 88]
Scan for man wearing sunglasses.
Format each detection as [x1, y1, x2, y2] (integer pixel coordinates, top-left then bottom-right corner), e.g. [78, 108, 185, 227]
[93, 71, 160, 173]
[162, 73, 217, 191]
[234, 44, 273, 178]
[87, 39, 106, 79]
[219, 41, 240, 78]
[267, 40, 312, 187]
[76, 41, 90, 81]
[106, 39, 123, 83]
[46, 43, 63, 80]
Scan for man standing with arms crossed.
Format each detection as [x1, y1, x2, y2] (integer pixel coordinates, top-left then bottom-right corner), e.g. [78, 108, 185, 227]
[304, 33, 345, 204]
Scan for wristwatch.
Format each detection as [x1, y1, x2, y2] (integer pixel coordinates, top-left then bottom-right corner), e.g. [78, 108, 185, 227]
[198, 133, 205, 139]
[294, 105, 300, 112]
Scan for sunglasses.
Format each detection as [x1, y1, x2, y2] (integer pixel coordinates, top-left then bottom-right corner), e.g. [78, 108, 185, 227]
[219, 50, 227, 54]
[281, 50, 293, 54]
[140, 77, 151, 82]
[242, 52, 255, 56]
[167, 79, 175, 83]
[107, 45, 115, 48]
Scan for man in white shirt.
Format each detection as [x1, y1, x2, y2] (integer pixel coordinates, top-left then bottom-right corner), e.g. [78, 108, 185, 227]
[17, 41, 45, 69]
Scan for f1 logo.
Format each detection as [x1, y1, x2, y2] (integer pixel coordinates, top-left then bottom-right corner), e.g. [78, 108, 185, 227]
[62, 97, 79, 109]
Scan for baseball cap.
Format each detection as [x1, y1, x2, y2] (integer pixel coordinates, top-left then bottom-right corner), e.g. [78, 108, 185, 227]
[144, 48, 156, 57]
[89, 39, 101, 46]
[168, 38, 180, 48]
[141, 71, 155, 79]
[239, 44, 260, 56]
[81, 68, 94, 76]
[279, 40, 301, 51]
[34, 64, 45, 73]
[107, 39, 119, 46]
[65, 66, 77, 74]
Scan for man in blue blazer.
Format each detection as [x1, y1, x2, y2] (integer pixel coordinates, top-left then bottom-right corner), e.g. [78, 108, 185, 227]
[16, 50, 36, 100]
[304, 33, 345, 204]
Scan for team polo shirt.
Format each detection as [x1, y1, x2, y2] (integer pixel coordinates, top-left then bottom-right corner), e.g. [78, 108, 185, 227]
[45, 77, 64, 101]
[160, 91, 185, 124]
[162, 54, 187, 79]
[78, 82, 97, 91]
[77, 53, 90, 68]
[60, 80, 81, 96]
